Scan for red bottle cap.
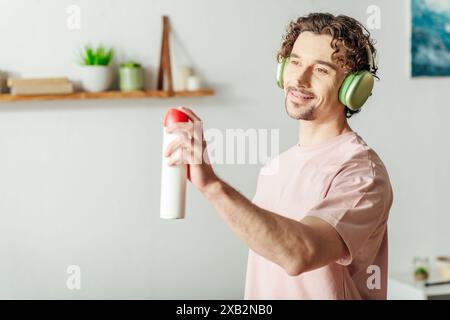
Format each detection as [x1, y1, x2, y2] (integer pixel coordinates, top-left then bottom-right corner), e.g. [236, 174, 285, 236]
[164, 108, 189, 127]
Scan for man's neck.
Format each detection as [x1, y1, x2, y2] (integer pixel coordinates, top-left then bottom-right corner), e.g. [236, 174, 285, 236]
[298, 117, 352, 147]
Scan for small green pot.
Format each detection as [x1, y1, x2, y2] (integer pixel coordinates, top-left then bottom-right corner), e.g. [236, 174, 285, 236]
[119, 66, 144, 91]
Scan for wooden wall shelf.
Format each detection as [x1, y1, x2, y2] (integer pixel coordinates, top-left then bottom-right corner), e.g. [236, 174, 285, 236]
[0, 16, 214, 104]
[0, 89, 214, 103]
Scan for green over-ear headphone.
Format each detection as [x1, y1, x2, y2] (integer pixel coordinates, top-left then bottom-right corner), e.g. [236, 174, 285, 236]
[276, 46, 375, 111]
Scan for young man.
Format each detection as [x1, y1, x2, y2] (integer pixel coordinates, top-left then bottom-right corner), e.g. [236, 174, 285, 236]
[164, 13, 393, 299]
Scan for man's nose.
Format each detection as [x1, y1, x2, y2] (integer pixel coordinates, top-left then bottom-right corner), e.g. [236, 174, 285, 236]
[293, 66, 312, 87]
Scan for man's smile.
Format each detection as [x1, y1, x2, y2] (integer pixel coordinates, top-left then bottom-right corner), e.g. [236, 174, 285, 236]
[288, 88, 316, 104]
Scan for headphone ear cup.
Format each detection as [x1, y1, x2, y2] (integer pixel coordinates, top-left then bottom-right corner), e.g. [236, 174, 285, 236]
[338, 71, 374, 111]
[276, 58, 288, 89]
[338, 72, 357, 106]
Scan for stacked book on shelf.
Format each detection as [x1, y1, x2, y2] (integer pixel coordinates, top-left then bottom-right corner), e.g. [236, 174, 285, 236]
[7, 77, 74, 95]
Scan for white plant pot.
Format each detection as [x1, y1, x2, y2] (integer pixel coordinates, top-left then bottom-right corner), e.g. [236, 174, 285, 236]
[80, 65, 113, 92]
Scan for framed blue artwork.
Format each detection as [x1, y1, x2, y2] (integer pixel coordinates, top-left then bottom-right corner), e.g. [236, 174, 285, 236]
[411, 0, 450, 77]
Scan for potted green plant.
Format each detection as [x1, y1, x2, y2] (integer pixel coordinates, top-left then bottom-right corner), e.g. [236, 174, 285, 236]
[119, 61, 144, 91]
[79, 45, 114, 92]
[414, 267, 429, 281]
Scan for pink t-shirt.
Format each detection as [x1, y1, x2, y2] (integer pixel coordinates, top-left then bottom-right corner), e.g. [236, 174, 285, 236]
[244, 131, 393, 300]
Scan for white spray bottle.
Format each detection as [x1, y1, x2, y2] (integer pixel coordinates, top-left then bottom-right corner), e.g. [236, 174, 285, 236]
[160, 108, 189, 219]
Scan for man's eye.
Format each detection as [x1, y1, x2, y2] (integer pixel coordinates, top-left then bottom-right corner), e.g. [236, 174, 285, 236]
[315, 67, 328, 74]
[290, 60, 299, 65]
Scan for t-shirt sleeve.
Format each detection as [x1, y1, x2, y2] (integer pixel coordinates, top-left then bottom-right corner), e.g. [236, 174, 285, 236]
[304, 160, 391, 266]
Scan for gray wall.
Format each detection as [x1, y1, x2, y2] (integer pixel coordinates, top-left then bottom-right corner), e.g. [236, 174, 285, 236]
[0, 0, 448, 299]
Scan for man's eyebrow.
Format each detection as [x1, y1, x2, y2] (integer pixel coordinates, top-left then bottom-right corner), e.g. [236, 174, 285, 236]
[290, 53, 338, 70]
[314, 60, 338, 71]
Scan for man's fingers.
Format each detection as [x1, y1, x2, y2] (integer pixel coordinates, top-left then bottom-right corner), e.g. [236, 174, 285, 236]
[166, 122, 203, 146]
[167, 137, 205, 166]
[165, 135, 190, 157]
[165, 107, 204, 165]
[167, 108, 203, 142]
[168, 145, 192, 166]
[165, 122, 193, 136]
[168, 150, 183, 166]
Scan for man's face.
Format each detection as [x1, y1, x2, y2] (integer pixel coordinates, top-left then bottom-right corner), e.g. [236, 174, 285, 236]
[283, 32, 347, 121]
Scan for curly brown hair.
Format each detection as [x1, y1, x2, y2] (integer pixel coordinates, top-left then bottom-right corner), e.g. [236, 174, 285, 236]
[277, 13, 378, 118]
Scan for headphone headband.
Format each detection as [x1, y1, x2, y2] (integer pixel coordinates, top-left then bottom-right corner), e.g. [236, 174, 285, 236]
[365, 44, 374, 73]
